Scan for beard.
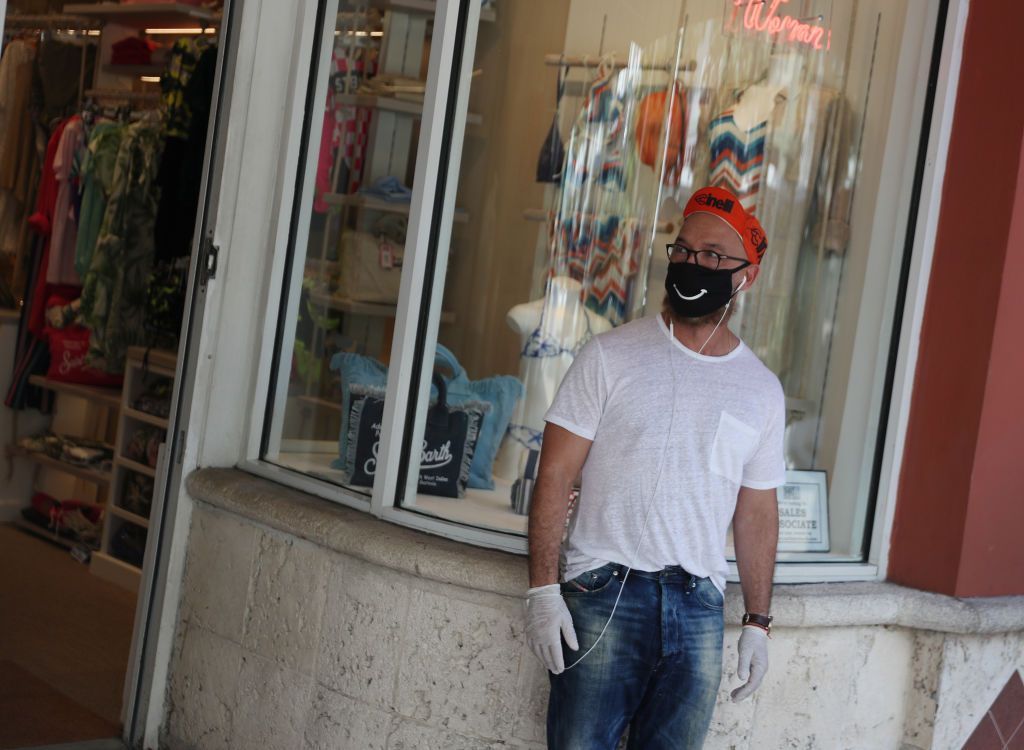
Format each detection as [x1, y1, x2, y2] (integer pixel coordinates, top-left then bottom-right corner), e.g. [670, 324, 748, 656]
[662, 293, 732, 328]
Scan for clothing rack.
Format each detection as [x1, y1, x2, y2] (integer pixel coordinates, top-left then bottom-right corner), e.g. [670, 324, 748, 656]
[3, 15, 101, 117]
[544, 54, 696, 73]
[4, 14, 102, 32]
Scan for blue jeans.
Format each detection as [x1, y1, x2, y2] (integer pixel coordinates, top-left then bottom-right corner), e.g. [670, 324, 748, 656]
[547, 563, 725, 749]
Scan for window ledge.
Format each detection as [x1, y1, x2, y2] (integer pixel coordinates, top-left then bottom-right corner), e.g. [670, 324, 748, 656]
[186, 468, 1024, 635]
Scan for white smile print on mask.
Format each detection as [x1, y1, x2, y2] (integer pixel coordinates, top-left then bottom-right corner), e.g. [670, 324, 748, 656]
[673, 286, 708, 301]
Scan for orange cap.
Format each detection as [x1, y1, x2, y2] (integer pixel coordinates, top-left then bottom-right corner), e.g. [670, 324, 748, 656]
[683, 186, 768, 265]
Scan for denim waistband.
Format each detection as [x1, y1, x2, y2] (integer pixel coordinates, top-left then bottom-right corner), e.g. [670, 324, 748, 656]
[601, 562, 707, 582]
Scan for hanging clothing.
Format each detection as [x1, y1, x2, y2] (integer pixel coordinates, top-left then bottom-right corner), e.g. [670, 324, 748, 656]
[48, 116, 85, 285]
[314, 47, 375, 211]
[80, 120, 163, 372]
[549, 62, 649, 327]
[161, 37, 215, 140]
[536, 66, 566, 184]
[714, 85, 850, 396]
[75, 121, 122, 277]
[26, 118, 75, 338]
[708, 109, 767, 214]
[154, 43, 217, 262]
[0, 40, 39, 258]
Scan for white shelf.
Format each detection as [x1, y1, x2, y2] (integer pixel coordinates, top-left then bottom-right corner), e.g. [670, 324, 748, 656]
[11, 446, 112, 485]
[364, 0, 435, 14]
[63, 2, 216, 28]
[125, 346, 178, 376]
[308, 291, 455, 323]
[110, 504, 150, 528]
[353, 0, 495, 22]
[93, 347, 172, 591]
[297, 395, 342, 414]
[14, 517, 79, 551]
[335, 93, 482, 125]
[116, 456, 157, 479]
[122, 407, 170, 429]
[27, 375, 122, 410]
[320, 192, 468, 222]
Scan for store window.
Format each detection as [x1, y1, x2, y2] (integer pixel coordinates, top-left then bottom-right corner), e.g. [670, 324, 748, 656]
[262, 0, 938, 564]
[261, 0, 444, 497]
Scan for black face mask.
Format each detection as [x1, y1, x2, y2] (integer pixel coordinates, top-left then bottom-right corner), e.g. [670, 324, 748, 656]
[664, 261, 743, 318]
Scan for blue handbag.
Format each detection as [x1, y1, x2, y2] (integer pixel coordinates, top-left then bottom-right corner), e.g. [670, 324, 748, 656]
[329, 345, 523, 489]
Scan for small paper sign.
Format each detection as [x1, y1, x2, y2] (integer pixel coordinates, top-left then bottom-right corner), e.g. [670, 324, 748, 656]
[776, 470, 829, 552]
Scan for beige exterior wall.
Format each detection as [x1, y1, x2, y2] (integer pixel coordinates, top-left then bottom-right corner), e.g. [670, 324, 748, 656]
[161, 469, 1024, 749]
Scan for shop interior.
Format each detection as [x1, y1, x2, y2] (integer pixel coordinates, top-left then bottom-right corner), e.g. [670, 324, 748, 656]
[0, 0, 220, 745]
[265, 0, 911, 564]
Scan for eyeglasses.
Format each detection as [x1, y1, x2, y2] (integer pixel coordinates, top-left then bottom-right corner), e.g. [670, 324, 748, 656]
[665, 243, 750, 271]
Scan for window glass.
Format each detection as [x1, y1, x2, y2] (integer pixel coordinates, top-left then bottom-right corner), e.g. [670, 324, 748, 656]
[261, 1, 437, 496]
[397, 0, 914, 561]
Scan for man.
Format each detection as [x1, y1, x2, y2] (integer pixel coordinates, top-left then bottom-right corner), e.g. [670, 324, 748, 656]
[525, 185, 783, 749]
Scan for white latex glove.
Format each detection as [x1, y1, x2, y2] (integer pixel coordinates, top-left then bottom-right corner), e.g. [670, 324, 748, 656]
[730, 625, 769, 702]
[524, 584, 578, 674]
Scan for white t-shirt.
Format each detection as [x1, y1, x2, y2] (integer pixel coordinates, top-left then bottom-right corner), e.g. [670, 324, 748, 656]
[544, 315, 786, 592]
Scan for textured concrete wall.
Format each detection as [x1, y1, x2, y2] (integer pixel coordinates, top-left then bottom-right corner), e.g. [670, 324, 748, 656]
[161, 501, 1004, 750]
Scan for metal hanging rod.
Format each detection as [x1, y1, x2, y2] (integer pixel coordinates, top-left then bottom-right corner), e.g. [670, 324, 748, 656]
[4, 13, 102, 30]
[544, 54, 696, 73]
[523, 208, 675, 235]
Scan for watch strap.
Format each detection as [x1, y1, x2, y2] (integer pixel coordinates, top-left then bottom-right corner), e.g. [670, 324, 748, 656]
[742, 612, 773, 630]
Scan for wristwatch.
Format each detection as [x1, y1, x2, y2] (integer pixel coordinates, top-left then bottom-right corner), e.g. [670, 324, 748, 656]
[742, 612, 773, 635]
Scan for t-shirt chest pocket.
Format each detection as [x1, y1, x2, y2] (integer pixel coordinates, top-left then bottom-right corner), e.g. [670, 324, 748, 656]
[710, 411, 760, 484]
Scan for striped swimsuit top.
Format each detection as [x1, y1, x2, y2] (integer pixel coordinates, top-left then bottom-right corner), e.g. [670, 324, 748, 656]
[708, 109, 767, 214]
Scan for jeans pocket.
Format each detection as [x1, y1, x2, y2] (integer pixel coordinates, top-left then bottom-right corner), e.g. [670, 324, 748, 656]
[560, 564, 619, 596]
[694, 579, 724, 611]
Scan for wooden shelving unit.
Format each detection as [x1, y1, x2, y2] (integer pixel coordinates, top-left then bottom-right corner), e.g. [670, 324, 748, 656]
[109, 504, 149, 529]
[9, 446, 112, 485]
[10, 378, 119, 552]
[27, 375, 121, 410]
[92, 347, 176, 593]
[121, 406, 169, 429]
[116, 456, 157, 479]
[14, 517, 81, 551]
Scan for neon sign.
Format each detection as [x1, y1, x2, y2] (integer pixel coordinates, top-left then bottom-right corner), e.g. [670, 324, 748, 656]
[728, 0, 832, 51]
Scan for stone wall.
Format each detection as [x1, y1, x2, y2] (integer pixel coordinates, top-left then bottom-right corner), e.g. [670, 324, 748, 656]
[161, 470, 1024, 749]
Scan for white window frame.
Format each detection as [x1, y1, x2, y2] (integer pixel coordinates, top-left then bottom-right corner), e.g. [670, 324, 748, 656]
[228, 0, 970, 582]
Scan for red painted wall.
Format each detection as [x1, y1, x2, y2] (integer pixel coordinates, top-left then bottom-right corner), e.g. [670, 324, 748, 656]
[956, 146, 1024, 596]
[889, 0, 1024, 597]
